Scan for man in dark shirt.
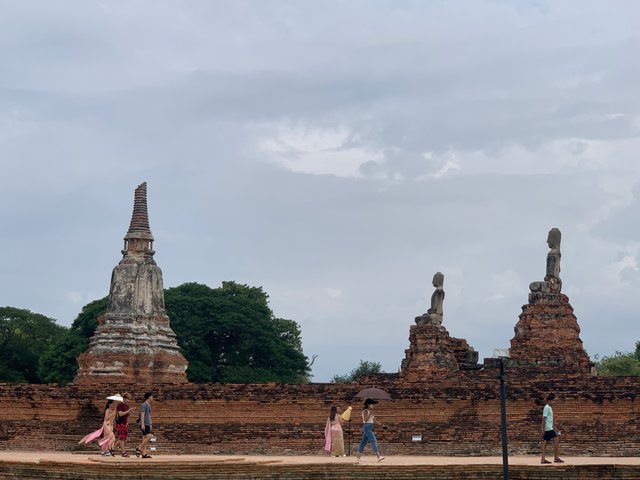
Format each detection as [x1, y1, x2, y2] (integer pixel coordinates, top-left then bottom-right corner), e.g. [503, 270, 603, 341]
[136, 392, 154, 458]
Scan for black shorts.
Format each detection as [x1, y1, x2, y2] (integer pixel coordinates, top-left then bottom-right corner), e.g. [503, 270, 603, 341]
[543, 430, 557, 441]
[141, 426, 152, 436]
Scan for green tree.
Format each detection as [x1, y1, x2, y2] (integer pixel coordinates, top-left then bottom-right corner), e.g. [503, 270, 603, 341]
[38, 297, 108, 384]
[165, 281, 311, 383]
[331, 360, 383, 383]
[0, 307, 67, 383]
[596, 347, 640, 376]
[13, 281, 311, 385]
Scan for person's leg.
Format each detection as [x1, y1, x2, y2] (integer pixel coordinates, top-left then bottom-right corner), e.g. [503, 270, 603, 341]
[553, 436, 562, 462]
[362, 425, 376, 456]
[108, 431, 117, 452]
[541, 439, 549, 462]
[141, 434, 151, 455]
[117, 431, 128, 456]
[356, 427, 370, 460]
[137, 427, 150, 457]
[368, 430, 384, 461]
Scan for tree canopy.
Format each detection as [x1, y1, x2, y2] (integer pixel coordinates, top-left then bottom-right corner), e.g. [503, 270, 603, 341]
[12, 281, 310, 384]
[38, 297, 108, 384]
[0, 307, 67, 383]
[596, 342, 640, 376]
[166, 282, 310, 383]
[331, 360, 383, 383]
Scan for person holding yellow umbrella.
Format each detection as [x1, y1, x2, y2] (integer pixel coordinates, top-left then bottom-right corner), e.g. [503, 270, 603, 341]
[324, 405, 349, 456]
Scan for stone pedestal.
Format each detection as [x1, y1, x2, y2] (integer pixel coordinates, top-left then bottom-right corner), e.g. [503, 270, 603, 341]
[509, 292, 591, 373]
[400, 323, 459, 381]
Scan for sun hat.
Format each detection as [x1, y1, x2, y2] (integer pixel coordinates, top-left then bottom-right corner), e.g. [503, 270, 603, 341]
[106, 394, 124, 402]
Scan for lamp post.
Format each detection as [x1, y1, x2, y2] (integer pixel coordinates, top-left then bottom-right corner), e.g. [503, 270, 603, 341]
[499, 358, 509, 480]
[493, 349, 510, 480]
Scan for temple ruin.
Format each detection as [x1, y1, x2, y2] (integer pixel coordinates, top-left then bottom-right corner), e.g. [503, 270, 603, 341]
[0, 201, 637, 459]
[75, 182, 188, 384]
[509, 228, 592, 372]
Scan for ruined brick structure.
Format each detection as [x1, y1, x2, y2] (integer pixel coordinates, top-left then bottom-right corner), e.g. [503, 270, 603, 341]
[509, 292, 592, 372]
[401, 323, 481, 380]
[75, 182, 188, 384]
[401, 271, 481, 380]
[0, 216, 637, 459]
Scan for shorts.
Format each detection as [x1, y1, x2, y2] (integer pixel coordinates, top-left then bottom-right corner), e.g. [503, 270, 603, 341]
[543, 430, 557, 441]
[116, 423, 128, 440]
[141, 425, 152, 436]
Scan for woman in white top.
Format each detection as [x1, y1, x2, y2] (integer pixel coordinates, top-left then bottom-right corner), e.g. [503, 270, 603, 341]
[355, 398, 384, 462]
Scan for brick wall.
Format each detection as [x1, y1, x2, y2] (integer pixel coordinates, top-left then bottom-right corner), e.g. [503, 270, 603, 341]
[0, 371, 637, 456]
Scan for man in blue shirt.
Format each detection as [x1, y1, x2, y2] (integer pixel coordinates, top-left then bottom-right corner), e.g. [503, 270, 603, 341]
[541, 394, 563, 464]
[136, 392, 154, 458]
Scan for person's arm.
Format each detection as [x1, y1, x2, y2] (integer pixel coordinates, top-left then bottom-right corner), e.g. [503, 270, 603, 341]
[140, 409, 146, 430]
[541, 415, 546, 435]
[121, 407, 134, 416]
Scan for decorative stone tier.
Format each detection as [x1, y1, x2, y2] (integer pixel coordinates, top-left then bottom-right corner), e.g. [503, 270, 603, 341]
[509, 293, 591, 373]
[1, 375, 637, 457]
[75, 313, 187, 384]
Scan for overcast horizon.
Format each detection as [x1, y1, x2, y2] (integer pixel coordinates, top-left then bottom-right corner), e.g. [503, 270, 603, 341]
[1, 0, 639, 382]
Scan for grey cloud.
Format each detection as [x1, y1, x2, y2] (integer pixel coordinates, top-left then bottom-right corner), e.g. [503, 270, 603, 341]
[1, 0, 639, 381]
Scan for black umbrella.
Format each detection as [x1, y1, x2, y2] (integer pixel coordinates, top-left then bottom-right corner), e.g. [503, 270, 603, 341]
[353, 387, 391, 400]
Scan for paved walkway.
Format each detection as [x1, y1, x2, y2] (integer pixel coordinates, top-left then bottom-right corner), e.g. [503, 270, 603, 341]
[1, 451, 639, 466]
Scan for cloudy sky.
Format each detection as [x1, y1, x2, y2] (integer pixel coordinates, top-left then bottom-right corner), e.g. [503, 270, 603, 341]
[1, 1, 639, 382]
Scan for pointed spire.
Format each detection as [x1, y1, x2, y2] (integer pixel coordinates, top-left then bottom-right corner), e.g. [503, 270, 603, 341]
[125, 182, 154, 241]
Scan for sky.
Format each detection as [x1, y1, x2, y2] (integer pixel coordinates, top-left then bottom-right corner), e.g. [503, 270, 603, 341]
[1, 0, 639, 382]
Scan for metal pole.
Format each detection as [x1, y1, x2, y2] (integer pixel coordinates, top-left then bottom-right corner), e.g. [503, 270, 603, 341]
[499, 359, 510, 480]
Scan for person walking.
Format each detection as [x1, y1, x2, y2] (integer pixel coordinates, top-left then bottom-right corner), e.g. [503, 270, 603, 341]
[355, 398, 384, 463]
[324, 405, 345, 457]
[78, 394, 122, 456]
[136, 392, 154, 459]
[114, 392, 135, 457]
[541, 394, 563, 464]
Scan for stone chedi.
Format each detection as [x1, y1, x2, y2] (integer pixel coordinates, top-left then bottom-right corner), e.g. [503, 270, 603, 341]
[509, 228, 591, 372]
[75, 183, 189, 384]
[401, 272, 479, 380]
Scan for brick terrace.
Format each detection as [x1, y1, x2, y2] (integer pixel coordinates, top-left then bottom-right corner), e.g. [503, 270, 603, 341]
[1, 452, 640, 480]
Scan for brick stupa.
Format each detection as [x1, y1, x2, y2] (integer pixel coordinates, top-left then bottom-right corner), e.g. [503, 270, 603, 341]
[75, 182, 188, 384]
[508, 228, 591, 373]
[401, 272, 479, 381]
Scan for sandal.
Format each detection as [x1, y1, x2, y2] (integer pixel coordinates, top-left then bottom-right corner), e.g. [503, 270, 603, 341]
[135, 448, 142, 458]
[121, 452, 129, 458]
[142, 454, 152, 459]
[541, 459, 551, 464]
[554, 458, 564, 463]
